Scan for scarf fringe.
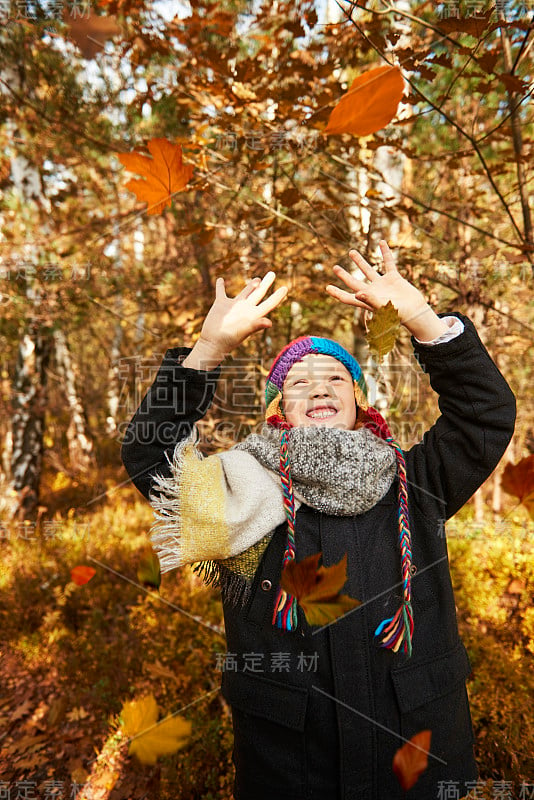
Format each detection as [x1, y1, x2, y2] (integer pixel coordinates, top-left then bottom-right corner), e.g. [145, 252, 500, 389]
[192, 559, 254, 608]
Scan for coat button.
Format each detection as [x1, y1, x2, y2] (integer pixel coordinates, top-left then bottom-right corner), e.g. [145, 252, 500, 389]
[261, 579, 272, 591]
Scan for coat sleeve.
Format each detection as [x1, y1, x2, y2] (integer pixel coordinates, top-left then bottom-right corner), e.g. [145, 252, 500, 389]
[120, 347, 221, 501]
[405, 312, 516, 521]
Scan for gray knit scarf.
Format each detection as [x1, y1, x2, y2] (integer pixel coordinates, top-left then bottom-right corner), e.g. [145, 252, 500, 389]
[149, 424, 398, 609]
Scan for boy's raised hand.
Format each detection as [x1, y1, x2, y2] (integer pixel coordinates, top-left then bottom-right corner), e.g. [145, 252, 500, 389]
[182, 272, 288, 370]
[326, 240, 449, 342]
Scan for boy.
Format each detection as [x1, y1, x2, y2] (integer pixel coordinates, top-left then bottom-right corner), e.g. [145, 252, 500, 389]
[121, 241, 516, 799]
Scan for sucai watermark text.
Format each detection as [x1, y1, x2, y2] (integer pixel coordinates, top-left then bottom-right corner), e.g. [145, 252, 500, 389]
[438, 781, 534, 799]
[215, 650, 319, 673]
[0, 519, 90, 542]
[435, 0, 532, 19]
[0, 259, 92, 282]
[0, 0, 91, 22]
[0, 780, 90, 799]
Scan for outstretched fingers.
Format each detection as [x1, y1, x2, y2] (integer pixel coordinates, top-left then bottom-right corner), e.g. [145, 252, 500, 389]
[247, 271, 277, 303]
[235, 276, 262, 300]
[348, 249, 379, 280]
[325, 283, 374, 311]
[378, 240, 397, 273]
[256, 285, 289, 316]
[215, 276, 228, 299]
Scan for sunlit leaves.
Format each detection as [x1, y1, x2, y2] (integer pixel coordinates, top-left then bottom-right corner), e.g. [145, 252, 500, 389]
[392, 730, 432, 791]
[121, 694, 191, 766]
[117, 138, 194, 215]
[323, 65, 405, 137]
[280, 552, 361, 626]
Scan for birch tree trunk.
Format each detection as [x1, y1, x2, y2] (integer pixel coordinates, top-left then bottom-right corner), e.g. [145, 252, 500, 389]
[53, 329, 95, 472]
[9, 327, 51, 519]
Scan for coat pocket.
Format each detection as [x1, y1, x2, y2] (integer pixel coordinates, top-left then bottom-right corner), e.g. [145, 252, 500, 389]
[391, 641, 475, 764]
[221, 670, 308, 796]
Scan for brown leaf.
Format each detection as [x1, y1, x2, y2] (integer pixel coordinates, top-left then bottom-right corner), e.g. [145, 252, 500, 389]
[63, 10, 122, 59]
[502, 455, 534, 519]
[498, 73, 529, 94]
[280, 553, 361, 627]
[117, 138, 194, 215]
[437, 12, 493, 37]
[393, 730, 432, 791]
[10, 698, 33, 722]
[324, 65, 405, 137]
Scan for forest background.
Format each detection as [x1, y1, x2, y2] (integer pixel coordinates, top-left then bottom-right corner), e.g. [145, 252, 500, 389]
[0, 0, 533, 797]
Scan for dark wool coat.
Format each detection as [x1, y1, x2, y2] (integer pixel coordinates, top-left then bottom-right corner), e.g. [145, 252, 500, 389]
[121, 312, 516, 800]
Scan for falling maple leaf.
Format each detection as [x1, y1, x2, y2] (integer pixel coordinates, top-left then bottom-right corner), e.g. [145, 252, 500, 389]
[280, 552, 361, 626]
[117, 138, 194, 215]
[502, 455, 534, 519]
[62, 9, 122, 60]
[323, 65, 405, 137]
[393, 730, 432, 791]
[121, 693, 191, 766]
[70, 566, 96, 586]
[365, 300, 401, 362]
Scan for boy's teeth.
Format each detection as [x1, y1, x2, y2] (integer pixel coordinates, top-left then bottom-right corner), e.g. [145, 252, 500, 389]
[308, 409, 337, 419]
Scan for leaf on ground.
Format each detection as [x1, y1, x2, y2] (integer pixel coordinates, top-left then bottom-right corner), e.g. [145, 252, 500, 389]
[10, 698, 33, 722]
[324, 65, 405, 137]
[117, 138, 194, 215]
[70, 566, 96, 586]
[365, 301, 401, 362]
[393, 730, 432, 791]
[67, 706, 89, 722]
[121, 694, 191, 766]
[280, 552, 361, 626]
[502, 455, 534, 519]
[137, 547, 161, 590]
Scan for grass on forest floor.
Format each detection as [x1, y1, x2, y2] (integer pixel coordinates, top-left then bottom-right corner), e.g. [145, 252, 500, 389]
[0, 473, 533, 799]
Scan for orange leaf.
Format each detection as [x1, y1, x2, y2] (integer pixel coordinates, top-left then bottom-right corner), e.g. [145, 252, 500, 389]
[324, 65, 405, 137]
[502, 455, 534, 519]
[280, 553, 361, 626]
[71, 566, 96, 586]
[393, 730, 432, 791]
[117, 138, 194, 215]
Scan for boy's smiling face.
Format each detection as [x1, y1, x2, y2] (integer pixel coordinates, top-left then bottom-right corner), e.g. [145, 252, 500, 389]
[281, 354, 357, 430]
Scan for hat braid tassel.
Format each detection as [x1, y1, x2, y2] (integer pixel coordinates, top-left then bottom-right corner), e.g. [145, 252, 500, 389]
[272, 427, 299, 631]
[373, 435, 414, 658]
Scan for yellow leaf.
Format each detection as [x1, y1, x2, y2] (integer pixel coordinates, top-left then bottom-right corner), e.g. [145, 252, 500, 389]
[121, 694, 191, 766]
[280, 553, 361, 627]
[324, 65, 405, 137]
[365, 301, 401, 362]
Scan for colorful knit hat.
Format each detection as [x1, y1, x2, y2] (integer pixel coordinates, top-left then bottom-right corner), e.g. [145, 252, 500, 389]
[265, 335, 414, 657]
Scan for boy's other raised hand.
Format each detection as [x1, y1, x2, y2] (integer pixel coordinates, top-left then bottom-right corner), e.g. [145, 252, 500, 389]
[182, 272, 288, 371]
[326, 240, 449, 342]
